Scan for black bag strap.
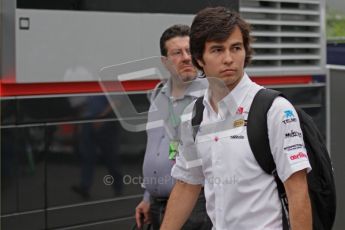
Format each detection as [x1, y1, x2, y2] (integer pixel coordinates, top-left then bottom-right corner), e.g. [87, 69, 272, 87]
[247, 88, 290, 230]
[192, 96, 205, 140]
[247, 88, 282, 174]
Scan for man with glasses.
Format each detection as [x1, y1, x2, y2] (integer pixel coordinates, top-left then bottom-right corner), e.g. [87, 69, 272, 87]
[135, 24, 211, 230]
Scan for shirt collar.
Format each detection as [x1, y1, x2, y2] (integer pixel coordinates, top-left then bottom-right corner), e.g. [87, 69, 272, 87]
[203, 72, 253, 117]
[161, 77, 207, 99]
[160, 78, 171, 97]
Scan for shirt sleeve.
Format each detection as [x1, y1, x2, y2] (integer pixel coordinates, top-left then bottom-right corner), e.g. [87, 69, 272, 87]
[267, 97, 312, 182]
[143, 190, 151, 203]
[171, 101, 205, 185]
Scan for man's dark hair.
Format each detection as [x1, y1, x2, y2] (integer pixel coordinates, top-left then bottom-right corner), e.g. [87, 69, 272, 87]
[190, 7, 253, 70]
[160, 24, 190, 56]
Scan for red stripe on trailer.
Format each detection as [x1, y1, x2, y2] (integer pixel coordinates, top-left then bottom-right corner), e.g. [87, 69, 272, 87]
[251, 75, 312, 85]
[0, 75, 313, 97]
[0, 80, 160, 97]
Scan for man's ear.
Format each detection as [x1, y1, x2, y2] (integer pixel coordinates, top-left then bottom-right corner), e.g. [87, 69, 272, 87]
[161, 56, 169, 68]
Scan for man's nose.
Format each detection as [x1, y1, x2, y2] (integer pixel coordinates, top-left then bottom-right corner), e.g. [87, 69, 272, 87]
[223, 50, 233, 65]
[181, 50, 191, 61]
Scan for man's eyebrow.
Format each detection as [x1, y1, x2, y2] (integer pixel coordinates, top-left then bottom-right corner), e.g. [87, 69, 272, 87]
[209, 44, 224, 49]
[170, 48, 188, 51]
[231, 42, 243, 47]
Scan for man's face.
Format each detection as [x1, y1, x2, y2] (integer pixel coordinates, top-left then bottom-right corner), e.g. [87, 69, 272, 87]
[197, 26, 246, 90]
[162, 36, 197, 82]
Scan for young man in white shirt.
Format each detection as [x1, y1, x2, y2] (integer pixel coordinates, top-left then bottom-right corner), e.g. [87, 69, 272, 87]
[160, 7, 312, 230]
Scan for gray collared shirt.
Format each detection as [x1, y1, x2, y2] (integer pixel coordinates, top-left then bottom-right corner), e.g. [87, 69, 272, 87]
[142, 77, 208, 201]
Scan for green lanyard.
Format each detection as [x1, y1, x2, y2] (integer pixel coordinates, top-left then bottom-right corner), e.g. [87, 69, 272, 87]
[169, 140, 179, 160]
[167, 97, 191, 160]
[168, 99, 181, 128]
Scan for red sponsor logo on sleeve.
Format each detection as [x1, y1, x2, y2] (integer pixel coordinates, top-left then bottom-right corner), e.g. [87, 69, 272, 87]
[290, 152, 308, 161]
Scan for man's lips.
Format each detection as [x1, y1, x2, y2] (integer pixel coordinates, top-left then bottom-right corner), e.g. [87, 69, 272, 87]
[220, 69, 236, 74]
[181, 65, 195, 71]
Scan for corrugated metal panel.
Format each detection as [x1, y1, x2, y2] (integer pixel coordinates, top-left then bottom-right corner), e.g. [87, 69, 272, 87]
[240, 0, 326, 76]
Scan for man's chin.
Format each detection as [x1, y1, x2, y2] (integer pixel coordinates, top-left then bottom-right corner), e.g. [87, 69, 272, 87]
[179, 72, 197, 82]
[180, 75, 197, 82]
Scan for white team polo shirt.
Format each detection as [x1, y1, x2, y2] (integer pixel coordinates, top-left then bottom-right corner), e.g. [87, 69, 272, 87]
[172, 73, 311, 230]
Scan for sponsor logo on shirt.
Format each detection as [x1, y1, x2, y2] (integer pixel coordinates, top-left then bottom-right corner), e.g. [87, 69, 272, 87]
[290, 152, 308, 161]
[230, 135, 244, 139]
[282, 109, 297, 124]
[233, 119, 246, 128]
[284, 110, 295, 118]
[285, 130, 302, 138]
[284, 144, 304, 151]
[236, 107, 244, 115]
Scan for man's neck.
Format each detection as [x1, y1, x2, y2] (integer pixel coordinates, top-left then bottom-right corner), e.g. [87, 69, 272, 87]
[170, 76, 190, 99]
[208, 75, 243, 113]
[209, 83, 230, 113]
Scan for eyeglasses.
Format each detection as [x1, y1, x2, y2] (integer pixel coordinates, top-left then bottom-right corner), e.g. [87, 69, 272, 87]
[167, 49, 191, 58]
